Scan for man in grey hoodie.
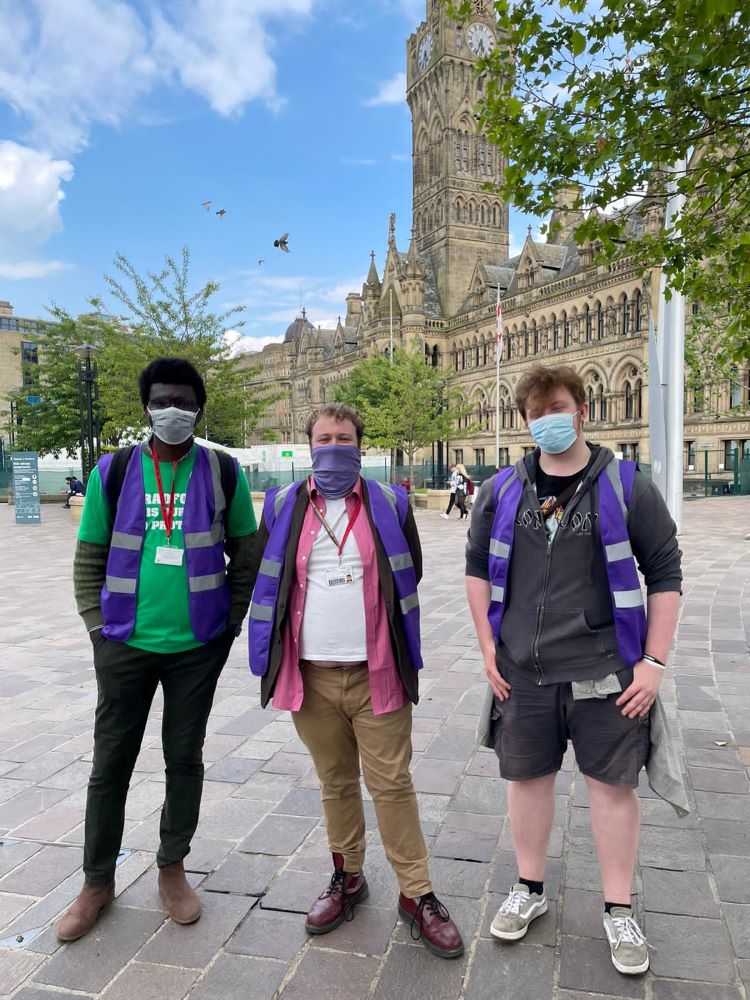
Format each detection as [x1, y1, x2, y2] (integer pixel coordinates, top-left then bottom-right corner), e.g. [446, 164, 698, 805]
[465, 364, 681, 977]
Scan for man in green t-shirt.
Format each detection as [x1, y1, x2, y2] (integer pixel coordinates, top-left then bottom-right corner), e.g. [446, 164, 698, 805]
[58, 357, 256, 943]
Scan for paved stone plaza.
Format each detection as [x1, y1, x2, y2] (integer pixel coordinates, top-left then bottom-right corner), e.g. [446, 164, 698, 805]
[1, 497, 749, 1000]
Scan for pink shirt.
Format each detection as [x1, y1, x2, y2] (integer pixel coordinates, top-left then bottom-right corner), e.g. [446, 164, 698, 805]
[272, 478, 409, 716]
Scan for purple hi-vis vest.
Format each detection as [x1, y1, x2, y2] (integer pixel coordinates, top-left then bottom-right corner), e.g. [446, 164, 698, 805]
[487, 459, 647, 668]
[248, 479, 423, 677]
[98, 444, 236, 644]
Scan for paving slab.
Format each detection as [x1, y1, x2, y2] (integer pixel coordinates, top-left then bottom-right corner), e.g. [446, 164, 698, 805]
[1, 499, 750, 999]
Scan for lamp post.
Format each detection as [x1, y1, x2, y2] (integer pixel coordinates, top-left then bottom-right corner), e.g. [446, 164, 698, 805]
[74, 343, 100, 483]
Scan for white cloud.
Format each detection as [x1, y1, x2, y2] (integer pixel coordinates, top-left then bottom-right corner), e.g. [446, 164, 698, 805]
[364, 71, 406, 108]
[0, 0, 156, 156]
[0, 141, 73, 278]
[152, 0, 315, 118]
[0, 0, 316, 157]
[341, 157, 377, 166]
[391, 152, 410, 162]
[320, 277, 367, 303]
[235, 334, 286, 353]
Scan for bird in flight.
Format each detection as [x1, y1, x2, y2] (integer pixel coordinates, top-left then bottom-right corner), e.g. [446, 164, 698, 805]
[274, 233, 290, 252]
[257, 259, 265, 266]
[216, 208, 227, 217]
[201, 201, 211, 211]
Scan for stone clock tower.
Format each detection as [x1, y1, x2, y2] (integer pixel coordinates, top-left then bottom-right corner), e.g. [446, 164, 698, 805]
[407, 0, 509, 316]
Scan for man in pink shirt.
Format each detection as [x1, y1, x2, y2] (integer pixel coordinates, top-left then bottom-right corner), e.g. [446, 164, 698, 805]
[248, 404, 464, 959]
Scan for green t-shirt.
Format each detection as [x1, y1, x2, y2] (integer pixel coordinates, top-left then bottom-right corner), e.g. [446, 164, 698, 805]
[78, 446, 256, 652]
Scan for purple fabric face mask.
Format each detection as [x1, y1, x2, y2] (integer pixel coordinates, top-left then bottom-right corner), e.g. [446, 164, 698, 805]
[311, 444, 362, 499]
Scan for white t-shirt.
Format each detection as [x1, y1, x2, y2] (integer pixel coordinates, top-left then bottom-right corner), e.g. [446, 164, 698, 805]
[299, 497, 367, 662]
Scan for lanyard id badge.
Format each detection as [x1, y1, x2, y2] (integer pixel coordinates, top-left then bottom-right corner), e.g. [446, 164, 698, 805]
[152, 449, 184, 565]
[308, 487, 362, 564]
[155, 545, 185, 566]
[325, 563, 355, 587]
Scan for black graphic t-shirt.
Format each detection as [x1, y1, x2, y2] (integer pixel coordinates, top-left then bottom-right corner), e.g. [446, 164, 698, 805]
[532, 451, 595, 542]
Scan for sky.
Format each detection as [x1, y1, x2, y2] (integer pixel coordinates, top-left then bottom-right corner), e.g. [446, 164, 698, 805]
[0, 0, 536, 354]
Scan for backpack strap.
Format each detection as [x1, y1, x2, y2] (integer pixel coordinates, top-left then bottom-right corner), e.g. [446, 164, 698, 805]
[106, 445, 137, 517]
[216, 449, 239, 512]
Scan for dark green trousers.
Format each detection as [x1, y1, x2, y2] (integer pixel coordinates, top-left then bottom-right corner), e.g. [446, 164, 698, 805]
[83, 630, 234, 884]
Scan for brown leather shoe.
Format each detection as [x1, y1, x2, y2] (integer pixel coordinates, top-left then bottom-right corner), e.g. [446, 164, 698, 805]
[305, 852, 369, 934]
[398, 892, 465, 958]
[158, 860, 201, 924]
[57, 881, 115, 942]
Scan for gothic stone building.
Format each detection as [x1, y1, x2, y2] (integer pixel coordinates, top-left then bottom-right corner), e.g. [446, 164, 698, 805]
[240, 0, 750, 478]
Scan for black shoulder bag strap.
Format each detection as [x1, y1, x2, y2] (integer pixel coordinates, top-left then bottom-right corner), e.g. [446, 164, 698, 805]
[106, 445, 138, 517]
[216, 449, 239, 513]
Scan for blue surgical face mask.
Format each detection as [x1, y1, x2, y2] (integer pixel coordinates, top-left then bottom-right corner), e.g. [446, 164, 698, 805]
[528, 412, 579, 454]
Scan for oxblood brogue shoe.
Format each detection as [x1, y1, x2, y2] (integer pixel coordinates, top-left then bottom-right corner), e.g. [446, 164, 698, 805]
[398, 891, 465, 959]
[305, 852, 369, 934]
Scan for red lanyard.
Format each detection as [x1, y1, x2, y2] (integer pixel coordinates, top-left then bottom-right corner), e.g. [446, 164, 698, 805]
[308, 487, 362, 560]
[152, 449, 178, 544]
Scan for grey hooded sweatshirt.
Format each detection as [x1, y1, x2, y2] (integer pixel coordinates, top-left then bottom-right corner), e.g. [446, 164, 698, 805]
[465, 445, 682, 684]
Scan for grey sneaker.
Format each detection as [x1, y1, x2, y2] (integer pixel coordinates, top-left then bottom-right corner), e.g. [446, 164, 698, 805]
[490, 883, 547, 940]
[603, 907, 650, 975]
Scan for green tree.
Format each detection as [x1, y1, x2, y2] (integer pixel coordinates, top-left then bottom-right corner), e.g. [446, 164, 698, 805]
[333, 348, 470, 499]
[451, 0, 750, 357]
[4, 307, 117, 459]
[3, 247, 281, 459]
[99, 247, 280, 446]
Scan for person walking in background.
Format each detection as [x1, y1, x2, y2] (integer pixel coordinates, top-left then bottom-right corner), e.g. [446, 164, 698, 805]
[454, 464, 470, 520]
[441, 464, 458, 519]
[248, 403, 464, 959]
[57, 358, 256, 943]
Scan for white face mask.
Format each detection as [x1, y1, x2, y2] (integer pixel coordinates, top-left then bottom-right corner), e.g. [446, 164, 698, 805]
[148, 406, 198, 445]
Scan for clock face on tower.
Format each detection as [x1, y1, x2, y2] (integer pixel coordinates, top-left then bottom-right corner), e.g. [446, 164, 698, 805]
[418, 32, 434, 70]
[467, 22, 494, 57]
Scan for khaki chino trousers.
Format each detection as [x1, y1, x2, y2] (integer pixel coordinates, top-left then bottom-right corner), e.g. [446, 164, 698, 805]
[292, 662, 431, 899]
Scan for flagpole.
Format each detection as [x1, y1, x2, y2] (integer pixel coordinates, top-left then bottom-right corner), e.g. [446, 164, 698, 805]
[495, 282, 502, 467]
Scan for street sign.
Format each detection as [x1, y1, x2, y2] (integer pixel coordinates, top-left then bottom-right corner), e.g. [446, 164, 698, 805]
[25, 395, 41, 405]
[281, 450, 293, 458]
[11, 452, 41, 525]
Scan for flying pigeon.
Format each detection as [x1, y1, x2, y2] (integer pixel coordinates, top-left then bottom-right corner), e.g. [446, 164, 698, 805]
[274, 232, 290, 252]
[257, 259, 265, 266]
[202, 200, 211, 211]
[216, 209, 226, 217]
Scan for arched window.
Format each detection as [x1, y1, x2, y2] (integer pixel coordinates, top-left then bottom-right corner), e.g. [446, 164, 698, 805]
[588, 387, 597, 422]
[634, 379, 642, 419]
[584, 305, 592, 342]
[597, 304, 604, 339]
[532, 323, 539, 354]
[493, 204, 498, 226]
[633, 289, 642, 332]
[621, 294, 630, 336]
[562, 311, 571, 348]
[625, 382, 633, 419]
[552, 315, 559, 350]
[598, 384, 607, 421]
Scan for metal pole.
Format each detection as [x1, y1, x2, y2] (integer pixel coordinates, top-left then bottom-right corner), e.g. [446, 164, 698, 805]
[704, 448, 709, 498]
[85, 354, 95, 483]
[663, 161, 686, 533]
[495, 283, 501, 467]
[77, 363, 88, 481]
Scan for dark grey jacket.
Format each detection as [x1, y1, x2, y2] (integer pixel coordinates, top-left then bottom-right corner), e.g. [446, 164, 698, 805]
[465, 445, 682, 684]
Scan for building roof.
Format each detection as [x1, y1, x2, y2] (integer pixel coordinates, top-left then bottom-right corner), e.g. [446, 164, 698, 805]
[283, 312, 316, 344]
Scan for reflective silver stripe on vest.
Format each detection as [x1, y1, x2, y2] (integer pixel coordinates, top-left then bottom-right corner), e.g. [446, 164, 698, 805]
[400, 592, 419, 615]
[184, 523, 224, 548]
[604, 458, 628, 519]
[389, 552, 413, 572]
[260, 557, 282, 578]
[605, 540, 633, 562]
[376, 481, 397, 514]
[249, 602, 274, 621]
[106, 575, 137, 594]
[111, 531, 142, 551]
[489, 539, 510, 559]
[274, 482, 296, 517]
[613, 588, 644, 609]
[188, 572, 225, 593]
[207, 449, 227, 522]
[491, 585, 505, 603]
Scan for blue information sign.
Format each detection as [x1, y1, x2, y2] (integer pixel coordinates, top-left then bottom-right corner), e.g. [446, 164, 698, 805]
[12, 451, 42, 525]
